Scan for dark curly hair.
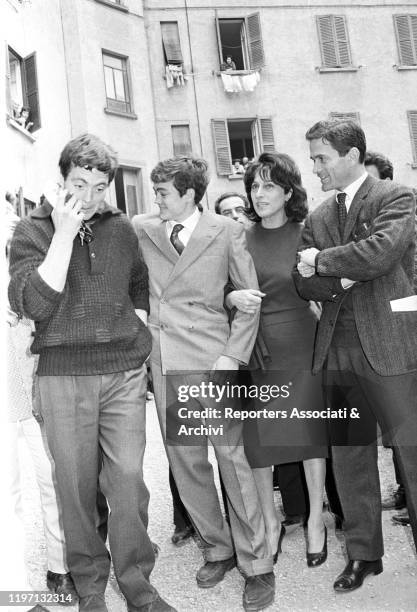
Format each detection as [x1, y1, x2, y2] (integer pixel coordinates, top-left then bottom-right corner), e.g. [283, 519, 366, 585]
[364, 151, 393, 180]
[150, 156, 209, 206]
[244, 152, 308, 223]
[305, 120, 366, 164]
[59, 133, 118, 182]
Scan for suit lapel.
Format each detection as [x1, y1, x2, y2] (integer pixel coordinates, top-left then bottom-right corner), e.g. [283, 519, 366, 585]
[168, 212, 222, 282]
[142, 218, 179, 265]
[322, 197, 341, 245]
[343, 175, 374, 242]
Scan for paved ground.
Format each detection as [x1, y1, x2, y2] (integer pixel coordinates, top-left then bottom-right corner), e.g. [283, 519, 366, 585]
[17, 397, 417, 612]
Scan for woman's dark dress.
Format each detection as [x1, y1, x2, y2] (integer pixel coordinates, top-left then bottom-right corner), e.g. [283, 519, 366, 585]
[244, 221, 328, 467]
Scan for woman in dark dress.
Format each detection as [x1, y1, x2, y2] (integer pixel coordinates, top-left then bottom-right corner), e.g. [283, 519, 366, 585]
[227, 152, 328, 567]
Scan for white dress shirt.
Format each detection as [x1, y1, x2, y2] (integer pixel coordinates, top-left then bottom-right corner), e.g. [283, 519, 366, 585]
[166, 207, 202, 247]
[337, 172, 368, 212]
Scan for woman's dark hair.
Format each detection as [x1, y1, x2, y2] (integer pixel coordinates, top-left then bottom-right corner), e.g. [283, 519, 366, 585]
[243, 152, 308, 222]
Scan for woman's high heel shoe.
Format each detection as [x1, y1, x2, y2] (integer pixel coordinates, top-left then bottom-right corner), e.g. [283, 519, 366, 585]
[306, 525, 327, 568]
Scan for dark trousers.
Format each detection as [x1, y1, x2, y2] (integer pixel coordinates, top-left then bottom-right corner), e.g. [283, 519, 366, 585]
[325, 341, 417, 559]
[37, 368, 157, 607]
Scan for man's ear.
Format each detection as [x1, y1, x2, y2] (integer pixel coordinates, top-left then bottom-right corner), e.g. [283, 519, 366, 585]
[185, 187, 195, 203]
[347, 147, 360, 164]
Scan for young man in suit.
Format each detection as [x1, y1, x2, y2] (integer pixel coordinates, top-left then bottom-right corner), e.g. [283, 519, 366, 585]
[132, 157, 275, 612]
[293, 120, 417, 592]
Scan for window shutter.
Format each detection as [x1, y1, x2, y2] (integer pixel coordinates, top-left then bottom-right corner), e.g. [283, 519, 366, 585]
[258, 118, 275, 153]
[172, 125, 192, 156]
[329, 111, 361, 124]
[246, 12, 265, 70]
[161, 22, 183, 64]
[214, 12, 224, 65]
[6, 45, 12, 115]
[23, 52, 40, 131]
[407, 111, 417, 163]
[334, 16, 351, 66]
[317, 15, 351, 67]
[211, 119, 232, 175]
[394, 15, 417, 66]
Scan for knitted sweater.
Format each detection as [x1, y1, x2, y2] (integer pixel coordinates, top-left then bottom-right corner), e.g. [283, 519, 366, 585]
[8, 202, 151, 376]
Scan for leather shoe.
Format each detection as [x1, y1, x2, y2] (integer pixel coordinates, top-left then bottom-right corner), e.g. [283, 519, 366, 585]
[333, 559, 383, 592]
[171, 524, 194, 546]
[135, 594, 177, 611]
[46, 571, 78, 605]
[196, 556, 236, 588]
[243, 572, 275, 612]
[392, 510, 410, 526]
[307, 525, 327, 568]
[381, 486, 406, 510]
[78, 594, 108, 612]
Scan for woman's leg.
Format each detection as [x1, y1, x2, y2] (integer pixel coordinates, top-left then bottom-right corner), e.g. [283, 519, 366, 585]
[252, 466, 279, 555]
[303, 458, 326, 553]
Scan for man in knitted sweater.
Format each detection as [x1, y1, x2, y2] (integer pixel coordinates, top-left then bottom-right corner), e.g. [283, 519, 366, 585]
[8, 134, 176, 612]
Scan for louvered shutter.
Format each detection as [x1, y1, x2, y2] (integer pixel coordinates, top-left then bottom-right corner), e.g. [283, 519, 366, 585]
[23, 52, 40, 131]
[329, 112, 361, 124]
[317, 16, 338, 67]
[334, 16, 351, 66]
[258, 118, 275, 153]
[161, 22, 183, 64]
[408, 111, 417, 163]
[317, 15, 352, 68]
[211, 120, 232, 175]
[246, 13, 265, 70]
[394, 15, 417, 66]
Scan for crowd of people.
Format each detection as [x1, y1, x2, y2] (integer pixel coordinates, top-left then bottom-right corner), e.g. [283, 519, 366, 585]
[6, 120, 417, 612]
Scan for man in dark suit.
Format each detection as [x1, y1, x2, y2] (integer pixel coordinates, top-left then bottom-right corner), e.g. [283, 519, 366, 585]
[133, 157, 274, 612]
[293, 120, 417, 592]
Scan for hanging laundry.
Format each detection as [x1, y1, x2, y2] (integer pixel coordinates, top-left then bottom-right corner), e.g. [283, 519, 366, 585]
[241, 71, 260, 92]
[165, 65, 174, 89]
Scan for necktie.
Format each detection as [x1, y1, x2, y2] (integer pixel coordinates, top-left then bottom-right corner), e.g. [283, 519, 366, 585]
[336, 192, 347, 234]
[170, 223, 185, 255]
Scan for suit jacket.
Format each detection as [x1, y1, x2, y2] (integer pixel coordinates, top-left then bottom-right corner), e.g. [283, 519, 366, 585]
[293, 175, 417, 376]
[132, 210, 260, 374]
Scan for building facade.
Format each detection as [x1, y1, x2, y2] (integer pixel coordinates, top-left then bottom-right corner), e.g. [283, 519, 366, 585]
[4, 0, 417, 214]
[4, 0, 159, 215]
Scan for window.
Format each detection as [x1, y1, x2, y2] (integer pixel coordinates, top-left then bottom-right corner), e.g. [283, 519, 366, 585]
[172, 125, 192, 156]
[407, 111, 417, 164]
[329, 112, 361, 124]
[215, 13, 265, 71]
[161, 22, 183, 65]
[211, 118, 274, 176]
[102, 51, 132, 114]
[6, 47, 41, 132]
[316, 15, 352, 68]
[114, 167, 143, 217]
[394, 15, 417, 66]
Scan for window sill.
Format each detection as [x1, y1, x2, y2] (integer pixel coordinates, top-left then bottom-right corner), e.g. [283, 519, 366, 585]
[104, 107, 137, 119]
[94, 0, 128, 12]
[395, 65, 417, 71]
[317, 66, 360, 73]
[228, 174, 244, 180]
[216, 69, 259, 77]
[7, 116, 36, 142]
